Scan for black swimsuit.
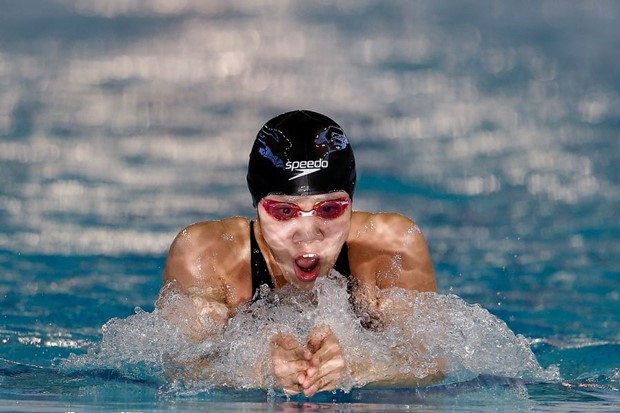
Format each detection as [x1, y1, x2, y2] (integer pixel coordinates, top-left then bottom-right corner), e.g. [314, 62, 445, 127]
[249, 220, 351, 298]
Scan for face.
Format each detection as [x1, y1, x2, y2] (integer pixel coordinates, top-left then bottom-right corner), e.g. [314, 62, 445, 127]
[257, 191, 352, 290]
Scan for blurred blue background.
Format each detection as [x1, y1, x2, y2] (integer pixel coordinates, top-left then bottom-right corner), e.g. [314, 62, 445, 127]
[0, 0, 618, 409]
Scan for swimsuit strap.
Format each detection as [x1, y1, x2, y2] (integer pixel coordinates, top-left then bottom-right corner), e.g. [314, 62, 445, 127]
[249, 220, 352, 299]
[334, 242, 351, 277]
[250, 220, 275, 298]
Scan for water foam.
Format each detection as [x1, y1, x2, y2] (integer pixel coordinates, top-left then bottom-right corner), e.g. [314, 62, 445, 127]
[61, 273, 559, 395]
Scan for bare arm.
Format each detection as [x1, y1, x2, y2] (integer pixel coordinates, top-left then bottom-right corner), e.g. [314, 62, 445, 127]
[346, 212, 443, 387]
[350, 212, 436, 292]
[159, 219, 251, 342]
[157, 219, 259, 383]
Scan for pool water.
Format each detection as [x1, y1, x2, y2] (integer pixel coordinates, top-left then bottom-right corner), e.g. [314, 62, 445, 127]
[1, 1, 619, 412]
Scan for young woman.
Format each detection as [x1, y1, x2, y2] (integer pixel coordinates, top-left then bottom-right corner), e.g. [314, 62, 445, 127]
[162, 110, 438, 396]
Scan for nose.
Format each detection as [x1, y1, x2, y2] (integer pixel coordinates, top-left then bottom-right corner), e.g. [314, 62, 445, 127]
[291, 216, 324, 244]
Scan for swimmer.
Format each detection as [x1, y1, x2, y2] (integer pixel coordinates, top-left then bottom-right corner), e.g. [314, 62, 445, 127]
[161, 110, 439, 396]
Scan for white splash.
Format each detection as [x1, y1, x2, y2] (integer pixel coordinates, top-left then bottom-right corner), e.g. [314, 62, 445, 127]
[61, 274, 559, 394]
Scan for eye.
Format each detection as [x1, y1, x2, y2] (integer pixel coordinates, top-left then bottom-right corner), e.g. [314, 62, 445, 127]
[317, 201, 346, 219]
[271, 203, 297, 219]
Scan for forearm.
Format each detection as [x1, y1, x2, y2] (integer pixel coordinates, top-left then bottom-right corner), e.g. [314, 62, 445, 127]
[347, 350, 444, 388]
[346, 296, 445, 388]
[158, 287, 230, 341]
[156, 288, 232, 380]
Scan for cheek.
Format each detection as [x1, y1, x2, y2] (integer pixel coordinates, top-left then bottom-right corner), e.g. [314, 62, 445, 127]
[259, 219, 296, 252]
[318, 218, 350, 251]
[320, 217, 350, 239]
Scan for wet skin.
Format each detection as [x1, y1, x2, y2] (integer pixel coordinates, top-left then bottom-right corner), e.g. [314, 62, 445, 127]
[257, 192, 352, 290]
[161, 192, 437, 396]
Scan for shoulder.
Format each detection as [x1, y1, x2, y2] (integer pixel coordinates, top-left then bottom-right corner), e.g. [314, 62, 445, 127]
[350, 211, 420, 244]
[163, 217, 251, 290]
[348, 211, 436, 292]
[167, 217, 250, 259]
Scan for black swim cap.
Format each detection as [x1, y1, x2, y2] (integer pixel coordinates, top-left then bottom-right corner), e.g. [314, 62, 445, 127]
[247, 110, 356, 206]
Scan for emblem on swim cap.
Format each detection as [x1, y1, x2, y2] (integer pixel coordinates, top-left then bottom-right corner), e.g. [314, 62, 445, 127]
[247, 110, 356, 206]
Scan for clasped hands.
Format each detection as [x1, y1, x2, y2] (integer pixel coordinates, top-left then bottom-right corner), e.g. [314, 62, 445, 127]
[270, 324, 345, 397]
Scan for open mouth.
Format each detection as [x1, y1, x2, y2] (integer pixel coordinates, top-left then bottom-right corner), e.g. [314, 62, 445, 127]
[294, 253, 321, 282]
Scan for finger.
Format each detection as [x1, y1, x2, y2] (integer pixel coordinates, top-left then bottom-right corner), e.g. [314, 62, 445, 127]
[305, 365, 318, 379]
[304, 337, 345, 388]
[304, 363, 343, 391]
[272, 336, 307, 363]
[306, 325, 331, 352]
[273, 359, 310, 377]
[303, 375, 338, 397]
[272, 333, 300, 351]
[283, 346, 310, 363]
[273, 365, 308, 391]
[301, 357, 345, 390]
[271, 335, 311, 387]
[309, 336, 340, 365]
[283, 384, 302, 396]
[317, 357, 346, 380]
[297, 372, 307, 385]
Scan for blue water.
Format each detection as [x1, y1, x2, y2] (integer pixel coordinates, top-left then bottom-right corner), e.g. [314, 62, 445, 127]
[1, 1, 619, 412]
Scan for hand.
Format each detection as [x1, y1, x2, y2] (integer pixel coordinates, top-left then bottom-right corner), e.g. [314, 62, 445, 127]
[270, 333, 312, 395]
[300, 325, 346, 397]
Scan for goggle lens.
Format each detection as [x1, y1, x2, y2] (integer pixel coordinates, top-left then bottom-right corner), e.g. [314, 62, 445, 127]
[261, 198, 351, 221]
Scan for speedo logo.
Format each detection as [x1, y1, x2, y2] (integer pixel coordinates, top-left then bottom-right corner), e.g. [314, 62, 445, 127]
[286, 159, 329, 180]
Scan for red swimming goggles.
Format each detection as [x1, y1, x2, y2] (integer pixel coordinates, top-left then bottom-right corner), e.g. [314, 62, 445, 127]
[260, 197, 351, 221]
